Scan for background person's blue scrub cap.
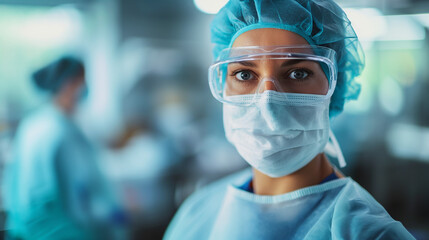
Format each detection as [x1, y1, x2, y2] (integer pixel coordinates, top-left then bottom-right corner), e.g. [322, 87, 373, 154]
[32, 56, 84, 94]
[210, 0, 365, 117]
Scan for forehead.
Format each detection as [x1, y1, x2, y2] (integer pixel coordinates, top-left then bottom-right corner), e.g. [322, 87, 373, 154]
[231, 28, 310, 48]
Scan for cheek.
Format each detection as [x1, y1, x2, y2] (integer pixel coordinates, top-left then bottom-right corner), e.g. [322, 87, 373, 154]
[316, 77, 329, 95]
[323, 80, 329, 92]
[301, 78, 329, 95]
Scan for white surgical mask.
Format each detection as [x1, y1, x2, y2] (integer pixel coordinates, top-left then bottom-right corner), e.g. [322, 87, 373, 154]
[223, 91, 331, 177]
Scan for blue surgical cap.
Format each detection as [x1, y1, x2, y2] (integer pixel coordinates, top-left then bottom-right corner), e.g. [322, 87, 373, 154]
[210, 0, 365, 116]
[32, 56, 84, 94]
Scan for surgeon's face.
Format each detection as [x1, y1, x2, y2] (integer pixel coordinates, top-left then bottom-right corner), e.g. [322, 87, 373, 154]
[230, 28, 329, 95]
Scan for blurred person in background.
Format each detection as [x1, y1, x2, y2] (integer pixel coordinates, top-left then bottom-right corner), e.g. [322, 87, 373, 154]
[102, 75, 181, 239]
[2, 56, 125, 240]
[164, 0, 415, 239]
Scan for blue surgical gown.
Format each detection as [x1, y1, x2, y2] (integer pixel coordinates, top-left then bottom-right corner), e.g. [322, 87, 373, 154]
[164, 168, 415, 240]
[3, 104, 116, 240]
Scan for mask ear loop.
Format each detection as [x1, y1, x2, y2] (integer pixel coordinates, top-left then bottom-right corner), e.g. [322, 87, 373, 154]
[325, 129, 347, 168]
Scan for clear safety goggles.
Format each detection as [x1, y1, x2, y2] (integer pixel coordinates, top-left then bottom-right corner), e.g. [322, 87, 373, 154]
[208, 45, 337, 106]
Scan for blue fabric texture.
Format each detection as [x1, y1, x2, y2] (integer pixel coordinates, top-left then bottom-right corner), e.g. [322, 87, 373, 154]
[320, 171, 338, 184]
[239, 177, 253, 192]
[210, 0, 365, 116]
[164, 169, 415, 240]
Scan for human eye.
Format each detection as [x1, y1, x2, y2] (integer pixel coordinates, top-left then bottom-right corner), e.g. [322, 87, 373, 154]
[232, 70, 256, 81]
[287, 68, 312, 80]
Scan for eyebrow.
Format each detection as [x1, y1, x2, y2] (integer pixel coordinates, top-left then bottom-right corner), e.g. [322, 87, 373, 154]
[229, 61, 257, 67]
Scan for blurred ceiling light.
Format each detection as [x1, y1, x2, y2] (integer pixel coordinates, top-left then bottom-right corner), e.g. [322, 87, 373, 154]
[344, 8, 387, 42]
[194, 0, 229, 14]
[345, 8, 426, 42]
[379, 77, 404, 116]
[413, 13, 429, 28]
[387, 123, 429, 162]
[379, 14, 426, 41]
[15, 6, 82, 46]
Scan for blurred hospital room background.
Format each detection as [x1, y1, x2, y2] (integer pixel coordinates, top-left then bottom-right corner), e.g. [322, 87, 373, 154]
[0, 0, 428, 239]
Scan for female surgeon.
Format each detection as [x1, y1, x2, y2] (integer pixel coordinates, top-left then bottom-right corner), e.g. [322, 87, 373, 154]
[2, 56, 122, 239]
[164, 0, 415, 239]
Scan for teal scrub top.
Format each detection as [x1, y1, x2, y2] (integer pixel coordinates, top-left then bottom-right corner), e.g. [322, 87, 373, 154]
[2, 104, 114, 240]
[164, 168, 415, 240]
